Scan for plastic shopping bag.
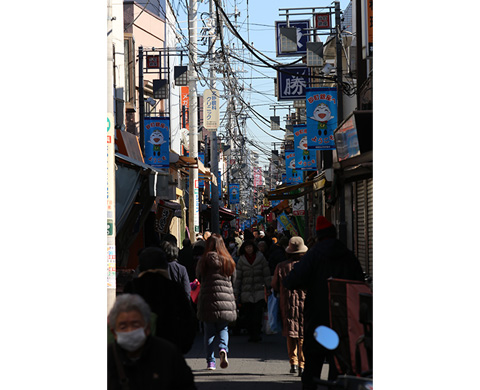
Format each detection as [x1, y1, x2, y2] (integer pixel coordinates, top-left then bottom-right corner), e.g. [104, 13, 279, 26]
[267, 293, 282, 333]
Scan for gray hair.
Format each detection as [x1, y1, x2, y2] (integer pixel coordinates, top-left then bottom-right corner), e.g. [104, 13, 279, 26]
[108, 293, 151, 330]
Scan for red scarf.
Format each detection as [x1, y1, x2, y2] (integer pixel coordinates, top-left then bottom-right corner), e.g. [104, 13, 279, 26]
[246, 252, 256, 265]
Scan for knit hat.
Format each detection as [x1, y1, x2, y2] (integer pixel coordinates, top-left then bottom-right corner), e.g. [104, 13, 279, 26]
[316, 216, 333, 231]
[285, 236, 308, 254]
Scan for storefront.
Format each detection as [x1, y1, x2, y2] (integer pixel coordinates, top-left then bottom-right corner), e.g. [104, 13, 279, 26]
[333, 110, 373, 282]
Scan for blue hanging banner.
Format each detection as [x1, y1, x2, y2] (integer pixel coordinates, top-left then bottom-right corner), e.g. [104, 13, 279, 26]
[306, 88, 338, 150]
[285, 149, 303, 185]
[229, 183, 240, 204]
[294, 124, 317, 171]
[145, 117, 170, 168]
[218, 171, 222, 200]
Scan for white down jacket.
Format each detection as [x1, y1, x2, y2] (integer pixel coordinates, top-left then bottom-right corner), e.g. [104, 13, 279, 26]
[234, 252, 272, 304]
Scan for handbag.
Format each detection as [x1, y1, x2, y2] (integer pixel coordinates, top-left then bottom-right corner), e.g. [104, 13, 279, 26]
[190, 279, 201, 304]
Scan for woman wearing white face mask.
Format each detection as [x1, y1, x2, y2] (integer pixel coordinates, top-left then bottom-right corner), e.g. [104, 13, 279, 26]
[234, 240, 272, 343]
[107, 294, 196, 389]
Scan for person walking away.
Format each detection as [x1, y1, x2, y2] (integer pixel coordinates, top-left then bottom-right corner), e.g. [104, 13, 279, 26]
[267, 236, 288, 275]
[196, 234, 237, 370]
[107, 293, 196, 389]
[234, 240, 271, 342]
[123, 247, 197, 355]
[271, 236, 308, 376]
[284, 217, 365, 390]
[160, 240, 191, 299]
[178, 238, 196, 282]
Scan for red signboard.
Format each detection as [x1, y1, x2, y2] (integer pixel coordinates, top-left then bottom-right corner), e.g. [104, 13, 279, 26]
[146, 55, 160, 69]
[314, 13, 331, 29]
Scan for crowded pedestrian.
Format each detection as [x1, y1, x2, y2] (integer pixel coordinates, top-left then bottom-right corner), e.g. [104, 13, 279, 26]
[267, 235, 288, 275]
[234, 239, 271, 342]
[160, 240, 191, 299]
[178, 238, 196, 282]
[271, 236, 308, 376]
[107, 293, 196, 389]
[196, 234, 237, 370]
[123, 247, 197, 355]
[284, 216, 365, 389]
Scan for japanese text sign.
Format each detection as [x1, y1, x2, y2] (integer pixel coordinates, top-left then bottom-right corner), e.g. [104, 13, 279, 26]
[306, 88, 337, 150]
[277, 66, 310, 101]
[294, 124, 317, 171]
[144, 117, 170, 168]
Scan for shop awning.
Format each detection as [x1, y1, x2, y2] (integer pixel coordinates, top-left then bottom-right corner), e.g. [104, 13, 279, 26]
[174, 156, 216, 184]
[201, 205, 237, 222]
[265, 172, 318, 200]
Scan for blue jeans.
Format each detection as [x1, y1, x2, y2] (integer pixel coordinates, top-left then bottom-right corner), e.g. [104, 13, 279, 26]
[204, 320, 229, 364]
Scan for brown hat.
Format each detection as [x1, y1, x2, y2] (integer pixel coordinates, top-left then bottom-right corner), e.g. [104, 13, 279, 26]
[285, 236, 308, 254]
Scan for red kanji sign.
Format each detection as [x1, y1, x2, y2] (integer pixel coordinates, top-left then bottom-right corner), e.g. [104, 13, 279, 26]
[146, 55, 160, 69]
[315, 13, 331, 29]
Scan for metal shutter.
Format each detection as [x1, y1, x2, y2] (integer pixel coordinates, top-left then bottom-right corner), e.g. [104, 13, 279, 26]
[353, 178, 373, 282]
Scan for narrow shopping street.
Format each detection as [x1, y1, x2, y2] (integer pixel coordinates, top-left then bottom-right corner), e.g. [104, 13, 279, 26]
[185, 329, 328, 389]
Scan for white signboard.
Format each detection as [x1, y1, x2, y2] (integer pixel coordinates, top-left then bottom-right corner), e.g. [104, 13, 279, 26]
[203, 89, 220, 130]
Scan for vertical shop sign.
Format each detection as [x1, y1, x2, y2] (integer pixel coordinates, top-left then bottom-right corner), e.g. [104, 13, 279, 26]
[294, 124, 317, 170]
[198, 152, 205, 189]
[203, 89, 220, 130]
[107, 112, 116, 290]
[229, 183, 240, 204]
[181, 86, 189, 130]
[253, 167, 262, 186]
[285, 149, 303, 185]
[144, 117, 170, 168]
[306, 87, 338, 150]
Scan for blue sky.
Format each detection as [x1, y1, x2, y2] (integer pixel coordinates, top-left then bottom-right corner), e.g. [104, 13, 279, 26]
[198, 0, 351, 167]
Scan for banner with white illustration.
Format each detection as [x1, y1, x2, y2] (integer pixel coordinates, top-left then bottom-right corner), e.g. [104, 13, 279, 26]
[144, 117, 170, 168]
[306, 88, 337, 150]
[285, 149, 303, 185]
[294, 124, 317, 171]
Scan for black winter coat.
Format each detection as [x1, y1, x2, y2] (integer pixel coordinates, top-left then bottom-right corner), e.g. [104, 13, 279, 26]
[284, 238, 364, 333]
[123, 271, 197, 354]
[196, 252, 237, 323]
[108, 336, 196, 390]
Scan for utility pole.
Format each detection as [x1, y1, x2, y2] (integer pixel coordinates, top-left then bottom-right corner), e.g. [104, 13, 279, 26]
[188, 0, 200, 241]
[210, 0, 220, 234]
[107, 0, 116, 313]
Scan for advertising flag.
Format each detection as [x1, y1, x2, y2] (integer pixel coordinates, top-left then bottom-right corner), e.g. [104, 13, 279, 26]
[306, 87, 338, 150]
[229, 183, 240, 204]
[278, 212, 299, 236]
[285, 149, 303, 185]
[294, 124, 317, 171]
[145, 117, 170, 168]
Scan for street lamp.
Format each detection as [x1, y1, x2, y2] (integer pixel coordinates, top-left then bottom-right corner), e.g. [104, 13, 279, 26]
[153, 79, 168, 99]
[174, 65, 188, 86]
[279, 27, 297, 52]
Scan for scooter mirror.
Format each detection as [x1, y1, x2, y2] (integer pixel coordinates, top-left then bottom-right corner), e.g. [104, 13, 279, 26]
[314, 325, 340, 350]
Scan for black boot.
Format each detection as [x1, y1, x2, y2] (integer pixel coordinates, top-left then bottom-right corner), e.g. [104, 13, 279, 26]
[290, 364, 298, 373]
[298, 367, 303, 377]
